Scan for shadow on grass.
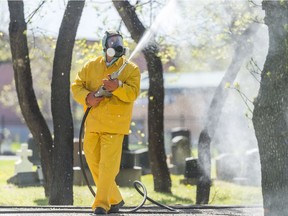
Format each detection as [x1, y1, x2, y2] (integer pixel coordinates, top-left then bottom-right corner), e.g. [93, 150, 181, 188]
[34, 198, 48, 205]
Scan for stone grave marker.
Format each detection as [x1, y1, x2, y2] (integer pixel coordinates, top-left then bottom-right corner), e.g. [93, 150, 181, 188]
[215, 153, 243, 181]
[171, 127, 191, 144]
[244, 148, 261, 186]
[0, 128, 13, 155]
[7, 143, 40, 186]
[15, 143, 33, 174]
[171, 135, 191, 174]
[116, 135, 142, 187]
[73, 138, 93, 186]
[180, 157, 199, 185]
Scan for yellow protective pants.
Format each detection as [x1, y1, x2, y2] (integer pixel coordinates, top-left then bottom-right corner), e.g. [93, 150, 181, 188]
[83, 132, 124, 211]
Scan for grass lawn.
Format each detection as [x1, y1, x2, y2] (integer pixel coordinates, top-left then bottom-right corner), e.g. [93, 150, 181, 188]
[0, 159, 263, 207]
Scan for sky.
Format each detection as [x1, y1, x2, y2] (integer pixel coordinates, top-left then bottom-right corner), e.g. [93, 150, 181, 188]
[0, 0, 126, 40]
[0, 0, 265, 40]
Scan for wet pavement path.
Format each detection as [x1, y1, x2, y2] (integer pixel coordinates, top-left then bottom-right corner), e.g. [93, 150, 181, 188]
[0, 205, 263, 216]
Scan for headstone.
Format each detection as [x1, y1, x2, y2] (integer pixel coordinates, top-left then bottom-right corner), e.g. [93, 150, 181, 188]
[134, 148, 150, 174]
[244, 148, 261, 186]
[171, 135, 191, 174]
[121, 147, 150, 174]
[184, 157, 199, 178]
[215, 153, 242, 181]
[73, 166, 94, 186]
[7, 172, 39, 186]
[0, 128, 13, 155]
[73, 138, 88, 168]
[7, 143, 41, 186]
[171, 127, 191, 146]
[73, 138, 90, 185]
[120, 150, 136, 169]
[15, 143, 33, 174]
[180, 157, 199, 185]
[117, 135, 142, 187]
[116, 166, 142, 187]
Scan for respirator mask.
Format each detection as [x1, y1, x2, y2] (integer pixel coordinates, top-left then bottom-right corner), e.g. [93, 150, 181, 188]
[102, 31, 125, 58]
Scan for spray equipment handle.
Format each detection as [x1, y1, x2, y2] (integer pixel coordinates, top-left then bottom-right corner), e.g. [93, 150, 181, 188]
[109, 61, 128, 80]
[93, 61, 129, 98]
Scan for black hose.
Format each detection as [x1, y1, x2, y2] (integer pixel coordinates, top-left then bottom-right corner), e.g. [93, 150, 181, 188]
[78, 107, 179, 213]
[78, 107, 95, 197]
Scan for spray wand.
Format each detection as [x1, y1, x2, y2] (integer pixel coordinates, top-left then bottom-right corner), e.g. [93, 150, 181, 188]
[93, 61, 129, 97]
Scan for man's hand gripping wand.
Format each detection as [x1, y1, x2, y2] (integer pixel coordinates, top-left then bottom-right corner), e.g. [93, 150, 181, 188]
[94, 61, 129, 97]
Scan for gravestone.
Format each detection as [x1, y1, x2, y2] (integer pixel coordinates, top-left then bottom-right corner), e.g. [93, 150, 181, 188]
[244, 148, 261, 186]
[180, 157, 199, 185]
[215, 153, 242, 181]
[134, 147, 150, 174]
[171, 127, 191, 146]
[7, 143, 41, 186]
[73, 138, 92, 186]
[184, 157, 199, 178]
[0, 128, 13, 155]
[116, 135, 142, 187]
[116, 166, 142, 187]
[15, 143, 33, 174]
[171, 135, 191, 174]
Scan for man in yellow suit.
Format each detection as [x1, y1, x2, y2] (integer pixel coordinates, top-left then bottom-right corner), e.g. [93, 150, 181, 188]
[71, 30, 140, 215]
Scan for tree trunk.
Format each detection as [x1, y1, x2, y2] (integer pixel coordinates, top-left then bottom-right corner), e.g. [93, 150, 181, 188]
[252, 1, 288, 215]
[143, 45, 171, 192]
[196, 23, 259, 204]
[8, 0, 53, 197]
[113, 0, 171, 192]
[49, 0, 84, 205]
[196, 129, 211, 204]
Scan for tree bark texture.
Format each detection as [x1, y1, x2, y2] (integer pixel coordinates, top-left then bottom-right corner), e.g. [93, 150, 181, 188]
[113, 0, 171, 192]
[8, 0, 53, 197]
[252, 1, 288, 216]
[196, 23, 260, 204]
[143, 45, 171, 192]
[49, 0, 84, 205]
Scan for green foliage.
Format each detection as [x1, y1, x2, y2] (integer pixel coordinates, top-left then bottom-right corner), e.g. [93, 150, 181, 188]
[71, 39, 102, 79]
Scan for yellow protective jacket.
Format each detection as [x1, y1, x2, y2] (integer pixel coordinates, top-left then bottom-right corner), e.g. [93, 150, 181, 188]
[71, 56, 140, 134]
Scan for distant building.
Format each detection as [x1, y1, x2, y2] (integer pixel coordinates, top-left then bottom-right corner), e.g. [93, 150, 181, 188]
[0, 60, 224, 146]
[0, 62, 29, 142]
[131, 71, 224, 150]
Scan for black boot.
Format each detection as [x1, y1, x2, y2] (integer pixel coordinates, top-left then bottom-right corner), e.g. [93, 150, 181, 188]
[94, 207, 107, 215]
[108, 200, 125, 213]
